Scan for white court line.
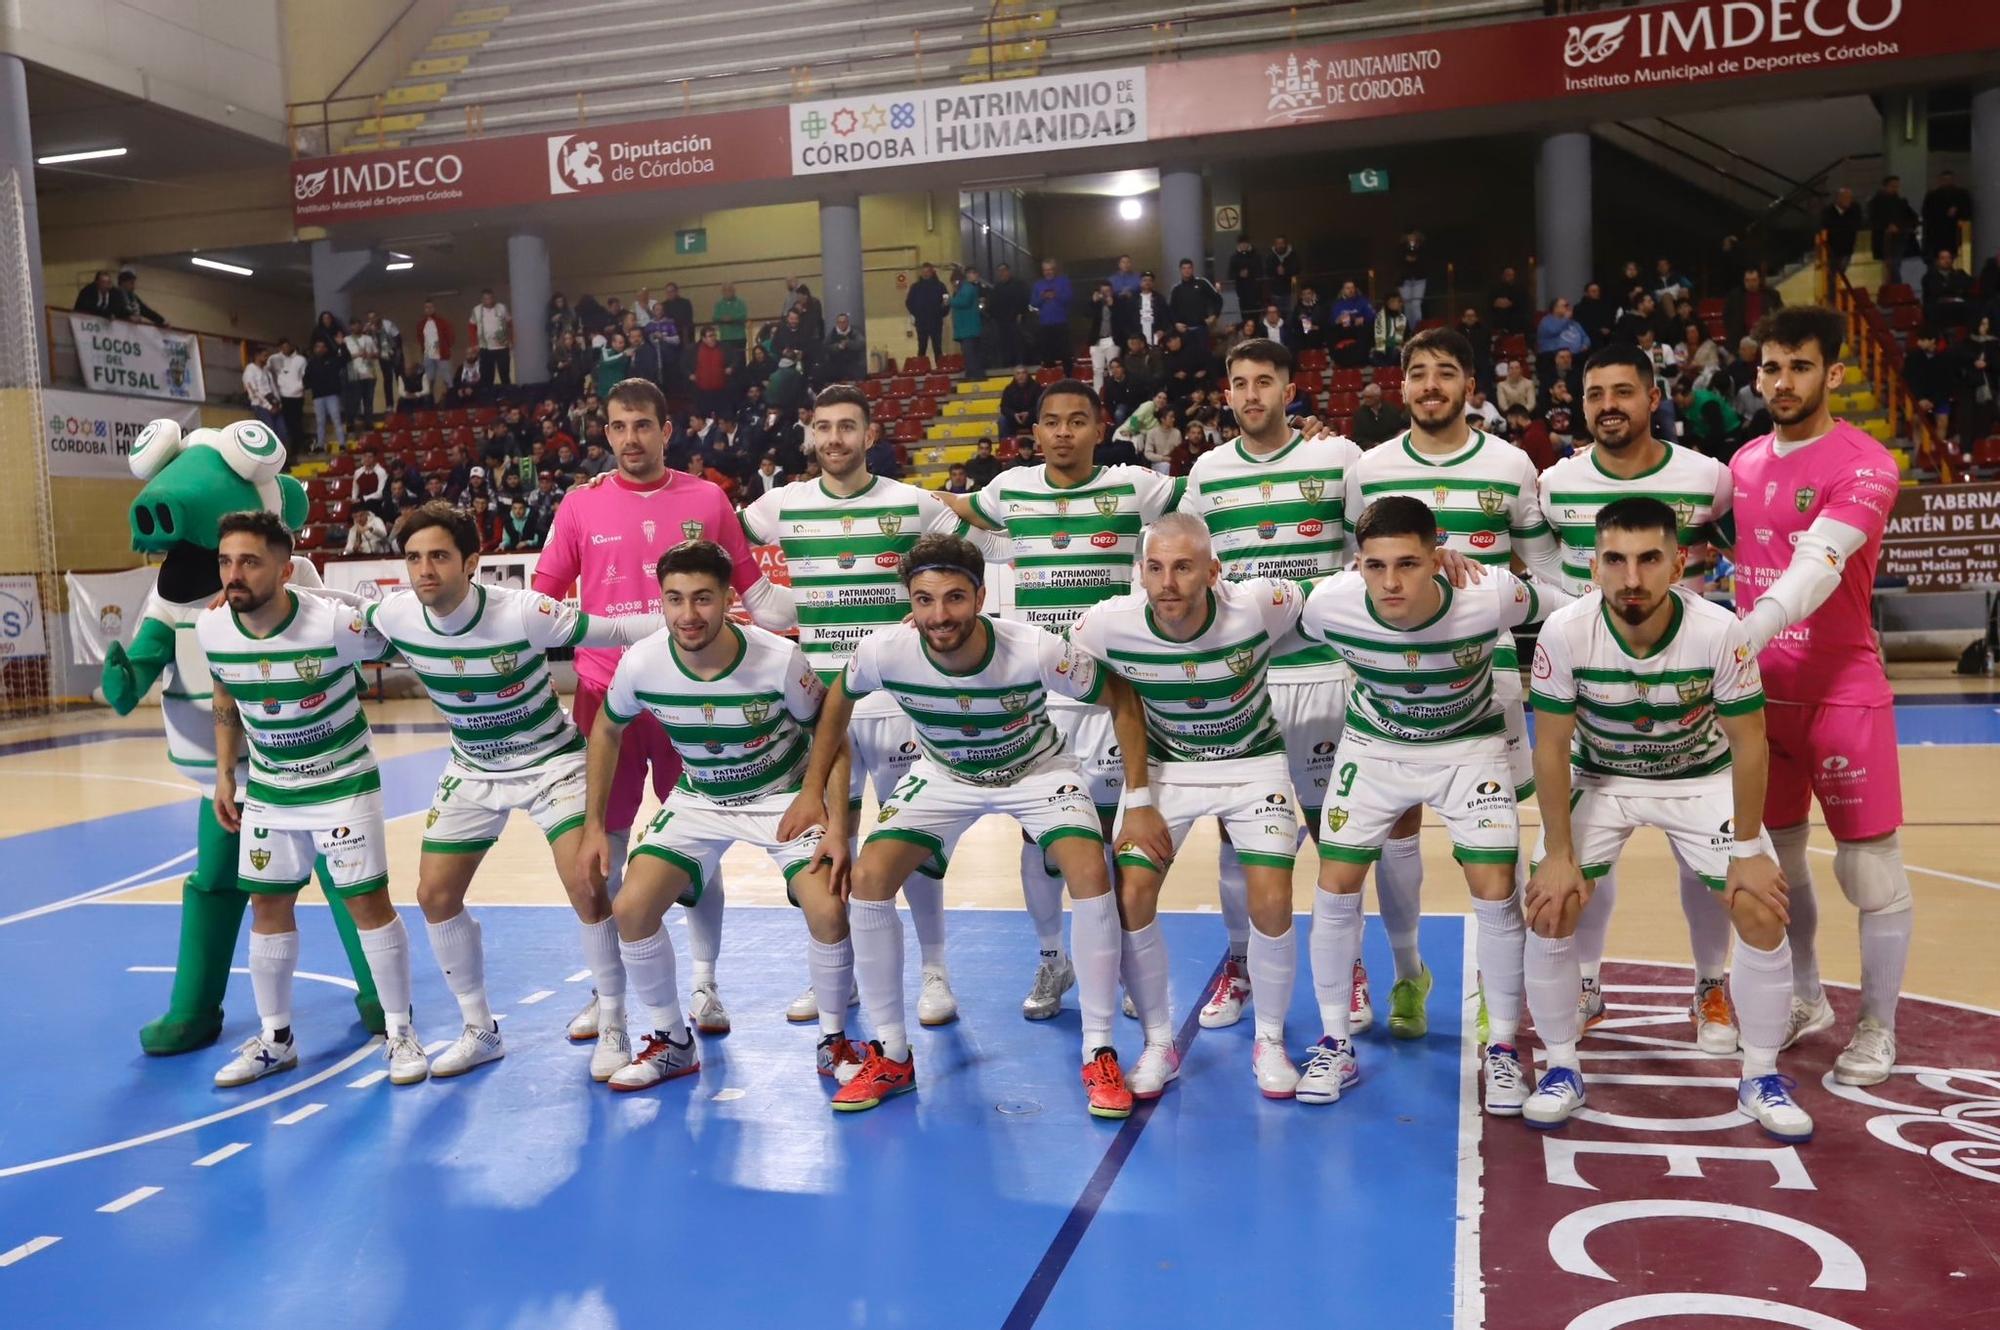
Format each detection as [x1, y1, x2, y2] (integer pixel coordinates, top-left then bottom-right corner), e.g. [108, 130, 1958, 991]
[1452, 919, 1484, 1330]
[517, 989, 554, 1005]
[191, 1143, 249, 1168]
[97, 1186, 162, 1214]
[347, 1070, 388, 1089]
[1806, 844, 2000, 892]
[273, 1103, 326, 1126]
[423, 1039, 450, 1055]
[0, 850, 197, 928]
[564, 969, 591, 983]
[0, 768, 198, 795]
[0, 1236, 61, 1267]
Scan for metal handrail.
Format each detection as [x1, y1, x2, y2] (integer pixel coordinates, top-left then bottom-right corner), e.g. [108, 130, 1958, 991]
[1816, 231, 1955, 483]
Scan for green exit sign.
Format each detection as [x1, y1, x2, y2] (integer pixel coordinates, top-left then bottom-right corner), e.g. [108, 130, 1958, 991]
[674, 228, 707, 255]
[1347, 169, 1389, 194]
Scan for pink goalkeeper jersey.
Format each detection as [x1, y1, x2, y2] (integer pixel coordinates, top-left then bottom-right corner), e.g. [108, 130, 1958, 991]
[1729, 420, 1896, 707]
[533, 470, 760, 689]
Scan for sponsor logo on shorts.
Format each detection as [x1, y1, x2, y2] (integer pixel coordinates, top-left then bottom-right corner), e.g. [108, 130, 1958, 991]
[1822, 754, 1850, 771]
[1264, 792, 1289, 807]
[1313, 740, 1337, 756]
[900, 740, 918, 755]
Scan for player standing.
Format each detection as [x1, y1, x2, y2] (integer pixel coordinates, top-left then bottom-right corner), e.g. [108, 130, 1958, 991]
[1729, 307, 1911, 1085]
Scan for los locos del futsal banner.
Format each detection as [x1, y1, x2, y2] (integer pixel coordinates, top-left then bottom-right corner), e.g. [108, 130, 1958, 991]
[66, 315, 205, 404]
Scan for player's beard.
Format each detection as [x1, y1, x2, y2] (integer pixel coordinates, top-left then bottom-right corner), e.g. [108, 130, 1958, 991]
[1766, 386, 1823, 428]
[1614, 591, 1666, 626]
[1409, 390, 1466, 433]
[1588, 410, 1638, 451]
[224, 583, 270, 613]
[674, 618, 726, 653]
[921, 616, 976, 655]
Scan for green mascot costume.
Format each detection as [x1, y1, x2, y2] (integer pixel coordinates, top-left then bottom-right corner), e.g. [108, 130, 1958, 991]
[100, 418, 385, 1055]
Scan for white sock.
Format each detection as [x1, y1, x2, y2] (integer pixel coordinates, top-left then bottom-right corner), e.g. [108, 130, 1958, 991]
[1859, 908, 1913, 1030]
[1310, 889, 1364, 1041]
[1770, 823, 1821, 1002]
[605, 828, 632, 900]
[249, 929, 299, 1038]
[850, 898, 908, 1061]
[357, 915, 415, 1037]
[1524, 931, 1580, 1067]
[618, 927, 683, 1035]
[901, 875, 949, 972]
[1020, 841, 1066, 959]
[1731, 935, 1793, 1078]
[1070, 892, 1121, 1058]
[1471, 891, 1526, 1046]
[685, 877, 724, 986]
[1375, 833, 1425, 981]
[425, 911, 492, 1029]
[1679, 863, 1731, 982]
[578, 917, 625, 1024]
[1216, 843, 1250, 964]
[1573, 866, 1615, 983]
[808, 936, 855, 1036]
[1247, 921, 1297, 1042]
[1120, 921, 1173, 1045]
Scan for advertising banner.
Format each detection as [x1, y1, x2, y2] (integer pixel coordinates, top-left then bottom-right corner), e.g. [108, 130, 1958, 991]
[44, 389, 203, 480]
[0, 575, 48, 660]
[1878, 481, 2000, 592]
[66, 316, 205, 403]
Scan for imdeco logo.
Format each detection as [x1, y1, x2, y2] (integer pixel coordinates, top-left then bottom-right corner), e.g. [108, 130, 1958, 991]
[294, 168, 330, 201]
[1563, 16, 1631, 65]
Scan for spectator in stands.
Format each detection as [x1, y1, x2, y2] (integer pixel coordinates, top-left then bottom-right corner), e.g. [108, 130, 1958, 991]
[853, 419, 895, 480]
[1350, 382, 1406, 447]
[465, 496, 502, 553]
[1009, 436, 1041, 469]
[966, 437, 1002, 487]
[656, 283, 696, 358]
[1120, 332, 1164, 398]
[1105, 254, 1139, 301]
[1032, 258, 1074, 373]
[386, 479, 421, 519]
[469, 289, 512, 389]
[1117, 271, 1169, 348]
[1574, 282, 1616, 347]
[343, 318, 379, 432]
[1086, 281, 1120, 389]
[1820, 187, 1862, 275]
[1258, 302, 1289, 348]
[1462, 385, 1500, 433]
[1613, 292, 1656, 344]
[1289, 285, 1328, 353]
[1537, 297, 1590, 357]
[591, 332, 632, 401]
[906, 262, 949, 363]
[821, 312, 865, 384]
[1371, 293, 1409, 365]
[1170, 258, 1222, 338]
[1544, 347, 1582, 402]
[73, 269, 118, 316]
[948, 271, 984, 379]
[344, 505, 391, 555]
[415, 303, 452, 403]
[242, 345, 284, 445]
[1161, 330, 1208, 403]
[1329, 281, 1374, 368]
[1457, 307, 1497, 391]
[1135, 405, 1180, 474]
[351, 446, 389, 513]
[1869, 176, 1919, 277]
[366, 311, 401, 413]
[576, 437, 612, 479]
[1679, 322, 1722, 387]
[745, 452, 785, 497]
[547, 293, 579, 348]
[1723, 268, 1784, 347]
[640, 300, 684, 383]
[499, 498, 539, 552]
[1496, 359, 1537, 416]
[305, 334, 346, 451]
[1229, 236, 1262, 317]
[1503, 403, 1555, 471]
[773, 308, 817, 379]
[783, 280, 823, 342]
[942, 462, 973, 494]
[1923, 169, 1974, 258]
[1652, 258, 1692, 306]
[706, 282, 747, 371]
[269, 338, 307, 448]
[709, 414, 756, 485]
[479, 421, 514, 473]
[1902, 328, 1958, 419]
[1488, 266, 1529, 336]
[1266, 236, 1300, 312]
[986, 263, 1030, 370]
[999, 366, 1037, 436]
[1923, 248, 1975, 327]
[1222, 317, 1258, 361]
[685, 325, 728, 416]
[765, 348, 808, 413]
[1671, 376, 1745, 459]
[1954, 315, 1998, 447]
[1542, 377, 1580, 448]
[1101, 357, 1145, 424]
[1637, 326, 1681, 382]
[1397, 229, 1430, 322]
[112, 269, 166, 326]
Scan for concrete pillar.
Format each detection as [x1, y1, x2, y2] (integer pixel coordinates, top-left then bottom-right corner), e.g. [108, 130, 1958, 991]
[1159, 166, 1206, 283]
[1972, 86, 2000, 268]
[507, 231, 551, 384]
[1881, 91, 1928, 201]
[308, 239, 372, 326]
[1536, 131, 1592, 308]
[819, 192, 864, 335]
[0, 55, 50, 377]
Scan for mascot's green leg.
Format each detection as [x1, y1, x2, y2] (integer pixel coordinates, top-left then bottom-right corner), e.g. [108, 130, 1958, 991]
[139, 797, 247, 1056]
[318, 861, 386, 1035]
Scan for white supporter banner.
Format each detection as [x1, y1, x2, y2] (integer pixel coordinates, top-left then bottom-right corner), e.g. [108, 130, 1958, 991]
[790, 67, 1147, 175]
[66, 314, 206, 403]
[63, 568, 160, 665]
[0, 576, 49, 660]
[44, 389, 203, 480]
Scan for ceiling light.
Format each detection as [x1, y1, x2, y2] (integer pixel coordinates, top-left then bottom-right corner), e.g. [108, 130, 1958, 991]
[191, 256, 254, 277]
[1118, 198, 1143, 222]
[37, 147, 127, 165]
[385, 261, 414, 271]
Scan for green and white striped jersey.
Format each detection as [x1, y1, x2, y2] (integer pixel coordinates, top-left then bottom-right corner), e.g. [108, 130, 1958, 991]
[1536, 443, 1734, 594]
[197, 589, 388, 822]
[1300, 567, 1568, 764]
[843, 616, 1105, 786]
[1529, 586, 1764, 794]
[1071, 578, 1300, 772]
[604, 622, 825, 810]
[1180, 431, 1359, 680]
[739, 475, 967, 684]
[970, 464, 1182, 636]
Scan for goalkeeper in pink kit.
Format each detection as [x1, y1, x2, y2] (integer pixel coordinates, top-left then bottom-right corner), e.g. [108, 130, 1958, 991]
[1729, 307, 1910, 1087]
[535, 379, 794, 1039]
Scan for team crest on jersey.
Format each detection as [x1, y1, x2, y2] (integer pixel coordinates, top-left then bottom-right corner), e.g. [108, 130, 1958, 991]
[1259, 480, 1276, 502]
[425, 809, 439, 829]
[1763, 481, 1779, 504]
[1225, 647, 1255, 676]
[1326, 807, 1350, 832]
[257, 659, 272, 680]
[876, 805, 897, 823]
[1478, 487, 1506, 516]
[1179, 659, 1202, 680]
[743, 699, 771, 725]
[1092, 494, 1116, 517]
[1000, 690, 1031, 713]
[450, 656, 467, 674]
[248, 848, 271, 870]
[1794, 486, 1816, 512]
[956, 694, 974, 712]
[1432, 485, 1450, 507]
[1404, 649, 1423, 668]
[878, 513, 903, 536]
[1676, 678, 1707, 703]
[1299, 477, 1325, 503]
[701, 702, 717, 723]
[682, 521, 705, 540]
[642, 519, 657, 543]
[1055, 497, 1071, 516]
[295, 656, 323, 682]
[1672, 499, 1696, 527]
[491, 651, 518, 674]
[1633, 678, 1651, 699]
[1452, 642, 1483, 667]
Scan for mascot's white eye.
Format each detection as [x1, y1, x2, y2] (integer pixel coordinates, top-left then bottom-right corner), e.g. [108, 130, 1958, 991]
[129, 419, 185, 481]
[207, 420, 288, 485]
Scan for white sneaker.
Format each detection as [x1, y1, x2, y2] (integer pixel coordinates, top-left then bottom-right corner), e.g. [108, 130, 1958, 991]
[1197, 960, 1250, 1029]
[386, 1030, 430, 1085]
[917, 968, 960, 1026]
[1690, 978, 1740, 1055]
[1349, 961, 1375, 1035]
[1782, 992, 1836, 1050]
[567, 992, 600, 1042]
[1524, 1066, 1587, 1128]
[1022, 953, 1074, 1021]
[1120, 992, 1139, 1020]
[1579, 978, 1607, 1030]
[609, 1026, 701, 1092]
[786, 986, 820, 1023]
[589, 1023, 631, 1083]
[1833, 1017, 1896, 1086]
[1128, 1042, 1181, 1099]
[1739, 1073, 1815, 1141]
[431, 1022, 504, 1078]
[1483, 1043, 1528, 1116]
[1296, 1037, 1359, 1105]
[1253, 1035, 1300, 1099]
[816, 1032, 868, 1085]
[213, 1032, 297, 1088]
[689, 981, 731, 1036]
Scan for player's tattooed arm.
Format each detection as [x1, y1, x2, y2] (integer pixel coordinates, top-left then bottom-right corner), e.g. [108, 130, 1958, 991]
[211, 683, 245, 833]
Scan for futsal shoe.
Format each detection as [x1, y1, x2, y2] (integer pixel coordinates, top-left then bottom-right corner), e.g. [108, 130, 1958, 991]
[1253, 1035, 1301, 1099]
[689, 981, 731, 1036]
[1782, 992, 1836, 1050]
[1483, 1044, 1528, 1116]
[831, 1042, 918, 1112]
[1691, 980, 1740, 1054]
[1295, 1037, 1360, 1106]
[788, 985, 859, 1023]
[1083, 1048, 1135, 1120]
[1197, 960, 1250, 1029]
[917, 967, 960, 1026]
[386, 1029, 431, 1085]
[1128, 1042, 1181, 1099]
[1579, 978, 1607, 1030]
[1739, 1074, 1815, 1142]
[1387, 965, 1435, 1040]
[214, 1032, 297, 1088]
[1022, 953, 1075, 1020]
[1524, 1067, 1587, 1128]
[609, 1027, 701, 1092]
[567, 991, 600, 1042]
[816, 1032, 869, 1085]
[1350, 961, 1375, 1035]
[589, 1022, 631, 1083]
[431, 1022, 505, 1078]
[1833, 1017, 1896, 1087]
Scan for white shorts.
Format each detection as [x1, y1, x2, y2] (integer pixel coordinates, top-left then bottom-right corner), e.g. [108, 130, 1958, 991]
[1533, 782, 1776, 892]
[865, 758, 1103, 878]
[1503, 694, 1534, 801]
[1271, 674, 1349, 821]
[423, 752, 588, 854]
[631, 798, 825, 907]
[1318, 743, 1518, 868]
[240, 803, 390, 897]
[1049, 702, 1122, 816]
[1114, 760, 1300, 874]
[847, 699, 922, 809]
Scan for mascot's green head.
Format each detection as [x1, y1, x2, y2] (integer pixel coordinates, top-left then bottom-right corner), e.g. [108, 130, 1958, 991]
[128, 418, 310, 602]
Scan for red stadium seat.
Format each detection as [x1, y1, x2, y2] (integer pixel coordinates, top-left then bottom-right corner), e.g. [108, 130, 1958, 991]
[1498, 334, 1529, 362]
[922, 374, 951, 396]
[422, 449, 448, 470]
[894, 419, 924, 443]
[441, 408, 470, 429]
[1294, 370, 1323, 394]
[1696, 298, 1726, 322]
[325, 453, 354, 475]
[1330, 391, 1359, 413]
[1879, 283, 1917, 307]
[419, 427, 445, 450]
[911, 396, 938, 420]
[1372, 367, 1403, 389]
[902, 356, 931, 374]
[411, 409, 438, 430]
[1035, 368, 1063, 385]
[1297, 349, 1330, 372]
[889, 376, 916, 398]
[860, 378, 883, 400]
[1890, 305, 1922, 332]
[937, 353, 964, 373]
[1331, 368, 1364, 390]
[1384, 389, 1404, 408]
[1973, 436, 2000, 477]
[307, 499, 332, 525]
[471, 406, 500, 426]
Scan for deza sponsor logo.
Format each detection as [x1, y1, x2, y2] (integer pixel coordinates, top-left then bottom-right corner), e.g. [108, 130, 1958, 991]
[1563, 0, 1903, 83]
[294, 153, 466, 207]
